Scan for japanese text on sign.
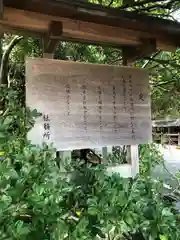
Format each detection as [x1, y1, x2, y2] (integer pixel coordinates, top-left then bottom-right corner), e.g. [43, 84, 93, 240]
[26, 58, 152, 150]
[43, 114, 51, 140]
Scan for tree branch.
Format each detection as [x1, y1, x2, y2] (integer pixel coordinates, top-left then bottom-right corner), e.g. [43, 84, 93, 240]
[144, 57, 180, 68]
[119, 0, 167, 9]
[109, 57, 122, 65]
[119, 0, 179, 14]
[134, 3, 174, 12]
[108, 0, 114, 7]
[153, 79, 176, 87]
[0, 35, 23, 86]
[142, 50, 161, 68]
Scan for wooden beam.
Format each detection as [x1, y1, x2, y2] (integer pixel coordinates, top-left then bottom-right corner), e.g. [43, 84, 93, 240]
[1, 8, 140, 46]
[4, 0, 180, 36]
[0, 8, 177, 52]
[42, 21, 62, 57]
[122, 38, 157, 62]
[49, 20, 140, 47]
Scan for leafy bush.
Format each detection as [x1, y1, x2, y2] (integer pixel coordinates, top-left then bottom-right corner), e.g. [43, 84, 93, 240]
[107, 146, 128, 165]
[139, 144, 163, 175]
[0, 86, 180, 240]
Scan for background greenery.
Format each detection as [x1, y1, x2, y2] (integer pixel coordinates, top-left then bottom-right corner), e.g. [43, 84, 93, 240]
[0, 85, 179, 240]
[0, 0, 180, 239]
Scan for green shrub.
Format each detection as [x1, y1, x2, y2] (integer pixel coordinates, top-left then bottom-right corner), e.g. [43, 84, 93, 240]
[139, 144, 163, 175]
[0, 86, 180, 240]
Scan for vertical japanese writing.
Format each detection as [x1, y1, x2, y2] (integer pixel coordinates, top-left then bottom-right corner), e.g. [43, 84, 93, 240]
[128, 75, 135, 140]
[65, 84, 71, 116]
[43, 114, 51, 140]
[139, 93, 145, 102]
[82, 85, 87, 131]
[122, 76, 126, 111]
[97, 86, 102, 130]
[112, 86, 117, 133]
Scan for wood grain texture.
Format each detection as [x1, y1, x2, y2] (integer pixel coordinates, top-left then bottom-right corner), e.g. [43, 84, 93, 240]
[4, 0, 180, 35]
[26, 58, 152, 150]
[0, 7, 177, 51]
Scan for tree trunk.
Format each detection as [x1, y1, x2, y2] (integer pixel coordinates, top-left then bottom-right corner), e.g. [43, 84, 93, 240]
[0, 35, 23, 86]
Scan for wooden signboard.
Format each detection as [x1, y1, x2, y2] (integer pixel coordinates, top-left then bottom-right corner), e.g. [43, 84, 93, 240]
[26, 58, 152, 150]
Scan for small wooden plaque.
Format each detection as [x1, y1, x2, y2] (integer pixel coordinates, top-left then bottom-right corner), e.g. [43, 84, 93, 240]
[26, 58, 152, 150]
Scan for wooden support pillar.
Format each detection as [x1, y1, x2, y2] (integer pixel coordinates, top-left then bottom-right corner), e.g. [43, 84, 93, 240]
[42, 37, 59, 59]
[102, 147, 108, 161]
[0, 0, 4, 73]
[122, 38, 156, 63]
[0, 0, 3, 18]
[42, 21, 62, 59]
[161, 134, 164, 145]
[178, 134, 180, 146]
[127, 145, 139, 177]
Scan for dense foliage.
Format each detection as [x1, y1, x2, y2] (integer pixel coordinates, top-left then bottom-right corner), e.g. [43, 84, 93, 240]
[0, 83, 179, 239]
[91, 0, 180, 18]
[0, 1, 180, 239]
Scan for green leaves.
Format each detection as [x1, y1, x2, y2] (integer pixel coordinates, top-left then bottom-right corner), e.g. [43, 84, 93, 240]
[88, 206, 99, 216]
[0, 195, 12, 212]
[15, 221, 30, 237]
[160, 235, 168, 240]
[1, 53, 180, 239]
[139, 143, 163, 175]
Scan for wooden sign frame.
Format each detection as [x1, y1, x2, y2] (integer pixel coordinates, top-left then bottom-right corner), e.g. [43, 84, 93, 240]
[26, 57, 152, 150]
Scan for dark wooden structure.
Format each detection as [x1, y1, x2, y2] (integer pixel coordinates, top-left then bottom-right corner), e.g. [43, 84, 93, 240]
[153, 119, 180, 145]
[1, 0, 180, 61]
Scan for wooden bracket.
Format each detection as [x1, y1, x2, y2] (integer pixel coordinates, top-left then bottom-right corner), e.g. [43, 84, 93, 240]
[0, 0, 3, 19]
[122, 38, 157, 63]
[42, 21, 63, 58]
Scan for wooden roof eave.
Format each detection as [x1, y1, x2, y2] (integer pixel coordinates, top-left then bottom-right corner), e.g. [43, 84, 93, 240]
[1, 0, 180, 57]
[4, 0, 180, 35]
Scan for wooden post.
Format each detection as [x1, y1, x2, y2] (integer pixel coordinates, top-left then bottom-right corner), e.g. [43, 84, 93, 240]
[102, 146, 113, 163]
[0, 0, 3, 19]
[42, 38, 59, 59]
[130, 145, 139, 177]
[160, 133, 164, 145]
[102, 147, 108, 162]
[178, 134, 180, 146]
